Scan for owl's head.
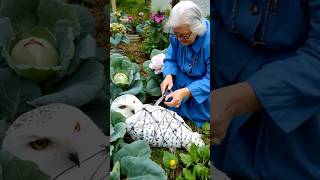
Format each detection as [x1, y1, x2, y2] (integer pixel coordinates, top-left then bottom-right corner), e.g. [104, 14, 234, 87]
[2, 103, 107, 179]
[111, 94, 143, 118]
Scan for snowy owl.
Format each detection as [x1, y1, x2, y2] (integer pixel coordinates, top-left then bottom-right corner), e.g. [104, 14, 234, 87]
[2, 103, 108, 180]
[111, 94, 204, 150]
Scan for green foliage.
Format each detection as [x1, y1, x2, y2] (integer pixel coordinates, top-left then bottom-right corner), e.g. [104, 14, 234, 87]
[142, 48, 167, 97]
[0, 0, 106, 119]
[110, 23, 130, 47]
[110, 53, 146, 102]
[177, 144, 210, 180]
[141, 10, 169, 56]
[110, 112, 166, 180]
[0, 151, 50, 180]
[115, 0, 150, 22]
[0, 0, 107, 177]
[162, 151, 178, 169]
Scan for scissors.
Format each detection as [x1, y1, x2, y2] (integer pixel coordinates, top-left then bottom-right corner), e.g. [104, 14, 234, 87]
[154, 88, 172, 106]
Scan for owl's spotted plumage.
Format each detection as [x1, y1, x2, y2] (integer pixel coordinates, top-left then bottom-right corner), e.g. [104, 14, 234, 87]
[2, 103, 108, 180]
[111, 94, 204, 150]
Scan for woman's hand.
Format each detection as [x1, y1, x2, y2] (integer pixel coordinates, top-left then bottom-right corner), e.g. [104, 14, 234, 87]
[211, 82, 262, 145]
[164, 88, 191, 108]
[160, 75, 173, 94]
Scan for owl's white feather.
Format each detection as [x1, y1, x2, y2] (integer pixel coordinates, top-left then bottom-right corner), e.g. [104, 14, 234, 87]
[111, 94, 204, 149]
[2, 103, 108, 180]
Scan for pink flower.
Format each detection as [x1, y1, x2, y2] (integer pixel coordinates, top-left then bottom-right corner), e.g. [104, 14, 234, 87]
[150, 12, 165, 24]
[149, 53, 165, 74]
[128, 16, 133, 23]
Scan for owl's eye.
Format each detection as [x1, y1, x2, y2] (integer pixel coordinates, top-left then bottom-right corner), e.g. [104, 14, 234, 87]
[74, 122, 81, 132]
[30, 139, 50, 150]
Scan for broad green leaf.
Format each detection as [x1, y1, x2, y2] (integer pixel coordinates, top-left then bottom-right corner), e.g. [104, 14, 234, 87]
[110, 33, 122, 46]
[183, 168, 195, 180]
[110, 161, 120, 180]
[162, 151, 178, 169]
[0, 68, 41, 122]
[121, 35, 130, 44]
[150, 48, 166, 59]
[120, 80, 144, 95]
[193, 164, 209, 180]
[197, 145, 210, 162]
[189, 143, 200, 163]
[0, 0, 39, 34]
[110, 122, 126, 143]
[143, 60, 155, 76]
[70, 4, 94, 36]
[65, 34, 96, 76]
[121, 156, 166, 180]
[0, 18, 13, 47]
[0, 151, 50, 180]
[111, 138, 127, 155]
[38, 0, 80, 36]
[110, 111, 126, 126]
[29, 60, 105, 106]
[145, 79, 161, 96]
[110, 83, 123, 100]
[113, 140, 151, 164]
[179, 153, 193, 168]
[137, 92, 147, 103]
[54, 20, 75, 79]
[76, 34, 96, 59]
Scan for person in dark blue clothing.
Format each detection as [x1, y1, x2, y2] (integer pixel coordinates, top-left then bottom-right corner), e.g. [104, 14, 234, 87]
[161, 1, 210, 127]
[211, 0, 320, 179]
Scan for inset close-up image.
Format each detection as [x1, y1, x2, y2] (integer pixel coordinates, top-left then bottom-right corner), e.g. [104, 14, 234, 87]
[109, 0, 211, 179]
[211, 0, 320, 179]
[0, 0, 108, 179]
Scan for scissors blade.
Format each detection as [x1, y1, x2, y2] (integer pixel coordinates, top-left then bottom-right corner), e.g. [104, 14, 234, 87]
[154, 95, 165, 106]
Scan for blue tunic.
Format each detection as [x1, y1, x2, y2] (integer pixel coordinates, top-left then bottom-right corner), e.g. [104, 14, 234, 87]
[162, 19, 210, 127]
[212, 0, 320, 179]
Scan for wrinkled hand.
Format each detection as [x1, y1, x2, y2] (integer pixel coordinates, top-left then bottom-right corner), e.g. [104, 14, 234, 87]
[160, 75, 173, 94]
[164, 88, 191, 108]
[211, 82, 262, 145]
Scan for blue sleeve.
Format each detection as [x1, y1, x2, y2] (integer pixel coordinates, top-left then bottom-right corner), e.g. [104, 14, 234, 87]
[187, 50, 210, 104]
[247, 1, 320, 133]
[162, 35, 179, 77]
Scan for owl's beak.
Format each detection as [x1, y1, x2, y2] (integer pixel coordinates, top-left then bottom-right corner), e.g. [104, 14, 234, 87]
[68, 152, 80, 167]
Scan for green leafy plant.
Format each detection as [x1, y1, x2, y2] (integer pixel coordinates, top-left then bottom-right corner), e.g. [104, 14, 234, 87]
[177, 144, 210, 180]
[141, 10, 169, 56]
[0, 0, 107, 122]
[0, 0, 107, 176]
[162, 151, 179, 179]
[110, 53, 146, 102]
[110, 111, 166, 180]
[110, 23, 130, 48]
[0, 151, 50, 180]
[142, 48, 167, 97]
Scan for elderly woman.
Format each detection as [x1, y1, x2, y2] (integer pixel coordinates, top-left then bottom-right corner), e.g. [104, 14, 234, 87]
[160, 1, 210, 127]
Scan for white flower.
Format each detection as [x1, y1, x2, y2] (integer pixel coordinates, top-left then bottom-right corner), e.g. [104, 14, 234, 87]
[149, 53, 165, 74]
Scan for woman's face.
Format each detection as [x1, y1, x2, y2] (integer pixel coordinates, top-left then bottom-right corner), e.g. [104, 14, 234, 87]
[172, 24, 197, 46]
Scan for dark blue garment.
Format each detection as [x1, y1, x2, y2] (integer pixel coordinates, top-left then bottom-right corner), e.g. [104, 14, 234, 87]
[212, 0, 320, 179]
[162, 19, 210, 127]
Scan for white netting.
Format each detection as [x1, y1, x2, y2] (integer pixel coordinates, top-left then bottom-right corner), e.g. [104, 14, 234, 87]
[126, 104, 204, 149]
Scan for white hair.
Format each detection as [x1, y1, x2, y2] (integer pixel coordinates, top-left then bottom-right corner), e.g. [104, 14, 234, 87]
[165, 1, 206, 35]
